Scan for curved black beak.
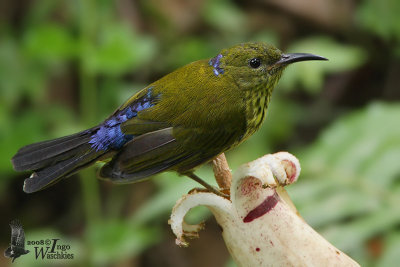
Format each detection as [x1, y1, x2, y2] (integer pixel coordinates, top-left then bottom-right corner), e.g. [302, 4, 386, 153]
[275, 53, 328, 65]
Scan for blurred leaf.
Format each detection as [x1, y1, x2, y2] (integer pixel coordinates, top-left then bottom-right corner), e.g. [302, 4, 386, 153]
[300, 102, 400, 180]
[25, 0, 68, 25]
[0, 38, 25, 106]
[377, 232, 400, 267]
[250, 31, 279, 47]
[0, 37, 46, 105]
[357, 0, 400, 43]
[280, 36, 366, 93]
[322, 193, 400, 252]
[203, 0, 247, 35]
[88, 220, 160, 265]
[164, 37, 218, 69]
[86, 23, 157, 76]
[23, 24, 76, 64]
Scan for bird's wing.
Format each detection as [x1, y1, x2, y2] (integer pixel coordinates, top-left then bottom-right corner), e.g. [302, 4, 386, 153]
[99, 124, 238, 183]
[98, 127, 194, 182]
[9, 220, 25, 248]
[99, 76, 242, 182]
[121, 118, 170, 135]
[99, 82, 193, 182]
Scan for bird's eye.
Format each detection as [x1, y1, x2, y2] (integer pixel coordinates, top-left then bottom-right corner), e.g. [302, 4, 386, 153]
[249, 58, 261, 68]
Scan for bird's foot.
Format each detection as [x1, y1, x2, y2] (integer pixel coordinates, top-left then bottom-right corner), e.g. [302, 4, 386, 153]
[185, 173, 230, 199]
[188, 187, 229, 199]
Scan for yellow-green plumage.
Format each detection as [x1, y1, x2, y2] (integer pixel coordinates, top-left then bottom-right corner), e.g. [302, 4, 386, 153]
[11, 42, 326, 193]
[115, 43, 283, 176]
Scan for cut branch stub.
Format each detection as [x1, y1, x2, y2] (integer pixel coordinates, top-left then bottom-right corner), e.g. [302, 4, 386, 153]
[212, 153, 232, 191]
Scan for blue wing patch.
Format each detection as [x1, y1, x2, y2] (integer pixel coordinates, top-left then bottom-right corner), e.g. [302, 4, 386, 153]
[89, 88, 155, 151]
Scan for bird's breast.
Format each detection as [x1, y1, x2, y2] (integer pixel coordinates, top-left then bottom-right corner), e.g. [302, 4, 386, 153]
[241, 86, 271, 141]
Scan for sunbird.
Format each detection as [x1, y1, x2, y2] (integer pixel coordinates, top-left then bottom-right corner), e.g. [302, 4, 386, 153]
[12, 42, 326, 194]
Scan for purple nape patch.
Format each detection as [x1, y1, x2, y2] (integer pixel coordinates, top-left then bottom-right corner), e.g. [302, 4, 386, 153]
[209, 54, 224, 76]
[243, 191, 279, 223]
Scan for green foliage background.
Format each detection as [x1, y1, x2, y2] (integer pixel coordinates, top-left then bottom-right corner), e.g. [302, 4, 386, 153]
[0, 0, 399, 266]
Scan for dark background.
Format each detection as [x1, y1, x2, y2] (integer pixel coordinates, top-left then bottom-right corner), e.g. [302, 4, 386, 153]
[0, 0, 399, 266]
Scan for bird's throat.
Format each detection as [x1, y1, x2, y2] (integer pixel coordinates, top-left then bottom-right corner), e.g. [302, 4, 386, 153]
[242, 83, 274, 141]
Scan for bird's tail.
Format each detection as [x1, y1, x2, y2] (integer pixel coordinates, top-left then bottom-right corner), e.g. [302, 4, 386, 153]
[12, 128, 107, 193]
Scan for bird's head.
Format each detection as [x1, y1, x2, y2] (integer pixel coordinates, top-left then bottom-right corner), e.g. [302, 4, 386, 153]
[209, 42, 327, 91]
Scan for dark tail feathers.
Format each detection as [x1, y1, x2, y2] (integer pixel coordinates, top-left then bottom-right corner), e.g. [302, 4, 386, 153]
[12, 128, 106, 193]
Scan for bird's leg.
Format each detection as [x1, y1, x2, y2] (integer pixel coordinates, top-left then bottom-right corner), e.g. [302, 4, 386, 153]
[185, 172, 229, 198]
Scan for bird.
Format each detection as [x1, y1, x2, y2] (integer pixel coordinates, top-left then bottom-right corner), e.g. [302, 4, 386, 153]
[4, 219, 30, 262]
[12, 42, 327, 195]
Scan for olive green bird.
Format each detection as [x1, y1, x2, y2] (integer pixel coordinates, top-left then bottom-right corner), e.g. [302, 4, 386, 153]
[12, 42, 326, 194]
